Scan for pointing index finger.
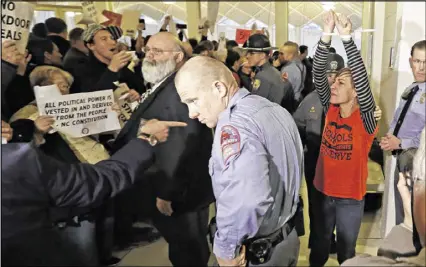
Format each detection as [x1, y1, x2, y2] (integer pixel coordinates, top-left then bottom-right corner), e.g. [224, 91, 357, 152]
[163, 121, 187, 127]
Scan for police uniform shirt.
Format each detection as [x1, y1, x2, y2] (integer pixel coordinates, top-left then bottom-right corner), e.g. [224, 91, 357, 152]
[251, 62, 290, 105]
[209, 88, 304, 259]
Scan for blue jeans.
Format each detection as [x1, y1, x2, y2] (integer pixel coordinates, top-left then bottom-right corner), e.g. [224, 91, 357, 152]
[309, 189, 365, 266]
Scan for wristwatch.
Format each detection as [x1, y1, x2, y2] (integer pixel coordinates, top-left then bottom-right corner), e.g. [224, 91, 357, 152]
[139, 133, 158, 146]
[138, 119, 158, 146]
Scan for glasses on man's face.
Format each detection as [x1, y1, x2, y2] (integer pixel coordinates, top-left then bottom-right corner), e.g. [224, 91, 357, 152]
[145, 47, 180, 56]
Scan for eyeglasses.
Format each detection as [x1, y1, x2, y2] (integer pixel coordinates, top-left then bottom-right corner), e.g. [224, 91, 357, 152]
[145, 47, 181, 56]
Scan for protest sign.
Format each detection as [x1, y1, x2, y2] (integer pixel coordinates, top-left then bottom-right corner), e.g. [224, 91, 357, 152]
[38, 89, 120, 138]
[80, 1, 108, 24]
[1, 1, 35, 53]
[235, 29, 251, 44]
[120, 10, 141, 38]
[101, 10, 123, 26]
[113, 83, 138, 126]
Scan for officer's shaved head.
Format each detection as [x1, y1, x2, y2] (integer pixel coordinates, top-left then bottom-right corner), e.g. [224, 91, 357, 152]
[175, 56, 239, 128]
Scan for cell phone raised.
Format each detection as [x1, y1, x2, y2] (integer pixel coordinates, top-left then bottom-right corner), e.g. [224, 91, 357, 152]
[176, 23, 187, 30]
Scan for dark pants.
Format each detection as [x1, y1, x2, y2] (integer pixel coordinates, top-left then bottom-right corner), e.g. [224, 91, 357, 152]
[394, 149, 417, 225]
[153, 206, 210, 266]
[305, 164, 335, 248]
[309, 189, 365, 266]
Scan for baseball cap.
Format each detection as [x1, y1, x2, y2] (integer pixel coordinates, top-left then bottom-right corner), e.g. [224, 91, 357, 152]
[242, 34, 277, 52]
[326, 53, 345, 73]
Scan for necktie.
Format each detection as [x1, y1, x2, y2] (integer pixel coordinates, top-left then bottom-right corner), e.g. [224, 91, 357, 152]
[393, 85, 420, 137]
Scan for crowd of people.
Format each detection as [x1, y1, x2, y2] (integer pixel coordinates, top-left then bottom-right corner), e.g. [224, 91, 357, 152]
[1, 9, 425, 267]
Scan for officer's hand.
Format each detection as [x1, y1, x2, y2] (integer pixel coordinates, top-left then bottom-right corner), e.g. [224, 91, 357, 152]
[373, 105, 382, 121]
[126, 89, 140, 102]
[140, 119, 187, 143]
[334, 12, 352, 35]
[2, 120, 13, 142]
[281, 71, 289, 82]
[35, 115, 55, 134]
[108, 51, 133, 72]
[1, 40, 23, 66]
[216, 245, 246, 267]
[156, 198, 173, 216]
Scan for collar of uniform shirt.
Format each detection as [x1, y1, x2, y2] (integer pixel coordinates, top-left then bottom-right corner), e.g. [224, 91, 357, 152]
[218, 88, 250, 121]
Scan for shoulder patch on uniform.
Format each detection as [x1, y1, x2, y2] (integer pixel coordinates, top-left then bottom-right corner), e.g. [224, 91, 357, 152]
[252, 79, 261, 91]
[220, 125, 241, 164]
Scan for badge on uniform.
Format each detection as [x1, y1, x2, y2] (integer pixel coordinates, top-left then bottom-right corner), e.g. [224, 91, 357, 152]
[252, 79, 261, 91]
[220, 125, 241, 164]
[420, 93, 426, 104]
[309, 106, 316, 113]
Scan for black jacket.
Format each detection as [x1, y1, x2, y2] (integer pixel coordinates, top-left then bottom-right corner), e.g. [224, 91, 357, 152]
[1, 139, 153, 266]
[63, 47, 88, 75]
[112, 72, 214, 213]
[1, 60, 17, 120]
[48, 35, 71, 57]
[70, 52, 145, 94]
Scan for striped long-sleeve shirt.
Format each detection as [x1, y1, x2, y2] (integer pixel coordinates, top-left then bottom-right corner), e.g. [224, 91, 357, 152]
[313, 38, 377, 134]
[312, 37, 378, 200]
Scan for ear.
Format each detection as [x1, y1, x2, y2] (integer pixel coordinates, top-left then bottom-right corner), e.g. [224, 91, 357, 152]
[212, 81, 227, 98]
[175, 51, 184, 63]
[44, 51, 51, 61]
[87, 42, 96, 52]
[409, 57, 414, 68]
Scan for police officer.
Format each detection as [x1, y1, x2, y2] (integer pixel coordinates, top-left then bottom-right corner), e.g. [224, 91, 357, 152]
[243, 34, 296, 113]
[175, 56, 304, 266]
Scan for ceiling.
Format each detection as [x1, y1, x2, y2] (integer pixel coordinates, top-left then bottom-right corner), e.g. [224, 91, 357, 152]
[35, 1, 364, 29]
[113, 1, 364, 29]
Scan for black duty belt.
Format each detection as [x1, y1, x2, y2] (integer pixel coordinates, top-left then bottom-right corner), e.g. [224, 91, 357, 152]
[243, 217, 295, 265]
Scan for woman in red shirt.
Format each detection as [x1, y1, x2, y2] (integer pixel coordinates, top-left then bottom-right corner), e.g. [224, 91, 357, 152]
[309, 11, 379, 266]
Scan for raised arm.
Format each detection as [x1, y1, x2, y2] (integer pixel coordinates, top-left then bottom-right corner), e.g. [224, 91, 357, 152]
[312, 12, 335, 112]
[335, 13, 377, 134]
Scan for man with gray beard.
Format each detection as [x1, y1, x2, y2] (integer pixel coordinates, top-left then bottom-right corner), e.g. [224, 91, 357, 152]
[112, 32, 214, 266]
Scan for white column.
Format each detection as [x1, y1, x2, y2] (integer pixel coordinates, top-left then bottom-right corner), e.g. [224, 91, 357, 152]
[185, 1, 201, 39]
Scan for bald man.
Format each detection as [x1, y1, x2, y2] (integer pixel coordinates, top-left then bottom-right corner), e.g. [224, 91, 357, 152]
[279, 41, 306, 103]
[112, 32, 214, 266]
[175, 56, 303, 267]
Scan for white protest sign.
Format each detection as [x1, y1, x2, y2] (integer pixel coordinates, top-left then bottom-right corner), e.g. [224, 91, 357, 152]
[1, 1, 35, 53]
[80, 1, 108, 24]
[38, 89, 121, 138]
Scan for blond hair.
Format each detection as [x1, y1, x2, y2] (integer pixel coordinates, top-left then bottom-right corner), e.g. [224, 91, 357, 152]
[29, 66, 74, 87]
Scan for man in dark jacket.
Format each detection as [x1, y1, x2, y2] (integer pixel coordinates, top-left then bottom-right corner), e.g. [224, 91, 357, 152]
[70, 24, 144, 100]
[63, 27, 89, 74]
[45, 17, 71, 57]
[112, 32, 214, 266]
[1, 119, 186, 266]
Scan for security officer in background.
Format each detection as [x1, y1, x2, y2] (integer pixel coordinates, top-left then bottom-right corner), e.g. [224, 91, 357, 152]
[243, 34, 296, 113]
[175, 56, 304, 267]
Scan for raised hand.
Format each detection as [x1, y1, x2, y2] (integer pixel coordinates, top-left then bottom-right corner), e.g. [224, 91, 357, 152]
[17, 50, 32, 76]
[323, 10, 336, 34]
[108, 51, 133, 72]
[334, 12, 352, 35]
[1, 40, 23, 66]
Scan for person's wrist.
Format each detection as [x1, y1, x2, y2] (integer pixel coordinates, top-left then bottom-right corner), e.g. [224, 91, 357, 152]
[108, 65, 119, 72]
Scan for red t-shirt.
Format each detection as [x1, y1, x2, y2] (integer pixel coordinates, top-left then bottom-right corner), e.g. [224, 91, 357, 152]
[314, 105, 378, 200]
